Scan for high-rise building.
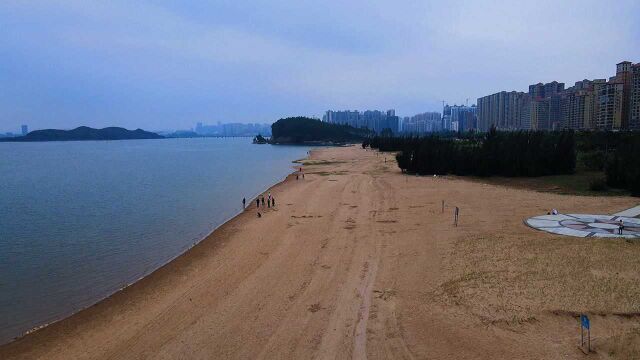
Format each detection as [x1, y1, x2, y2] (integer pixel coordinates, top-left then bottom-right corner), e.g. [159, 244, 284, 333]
[630, 63, 640, 130]
[21, 125, 28, 136]
[477, 91, 528, 131]
[593, 79, 624, 130]
[616, 61, 633, 129]
[560, 80, 595, 130]
[530, 98, 549, 130]
[528, 81, 565, 130]
[441, 105, 451, 131]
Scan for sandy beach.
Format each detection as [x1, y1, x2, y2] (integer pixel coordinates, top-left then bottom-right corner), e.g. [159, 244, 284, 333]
[2, 145, 640, 359]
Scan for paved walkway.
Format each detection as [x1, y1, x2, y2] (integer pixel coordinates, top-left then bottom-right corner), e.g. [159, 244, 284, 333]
[525, 206, 640, 238]
[613, 205, 640, 218]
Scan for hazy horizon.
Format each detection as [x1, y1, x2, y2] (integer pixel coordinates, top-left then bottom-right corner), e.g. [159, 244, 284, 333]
[2, 0, 639, 133]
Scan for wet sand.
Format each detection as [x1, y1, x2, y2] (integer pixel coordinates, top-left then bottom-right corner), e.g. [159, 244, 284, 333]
[2, 145, 639, 359]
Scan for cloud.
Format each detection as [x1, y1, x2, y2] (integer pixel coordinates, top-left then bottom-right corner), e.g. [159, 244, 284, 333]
[0, 0, 638, 131]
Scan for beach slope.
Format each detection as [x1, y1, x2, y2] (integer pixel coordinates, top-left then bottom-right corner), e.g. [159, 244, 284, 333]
[2, 145, 640, 359]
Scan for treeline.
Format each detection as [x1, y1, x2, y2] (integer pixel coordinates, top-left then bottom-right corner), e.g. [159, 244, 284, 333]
[576, 131, 640, 196]
[365, 128, 576, 177]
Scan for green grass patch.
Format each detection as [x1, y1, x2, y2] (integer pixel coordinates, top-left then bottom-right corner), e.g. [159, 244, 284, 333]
[470, 170, 629, 196]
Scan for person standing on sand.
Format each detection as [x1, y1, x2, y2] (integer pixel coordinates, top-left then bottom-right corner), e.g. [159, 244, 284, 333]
[272, 197, 275, 207]
[242, 197, 246, 209]
[619, 220, 624, 235]
[261, 196, 265, 207]
[256, 198, 260, 208]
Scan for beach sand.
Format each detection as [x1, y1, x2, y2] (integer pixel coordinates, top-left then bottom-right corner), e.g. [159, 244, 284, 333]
[2, 145, 640, 359]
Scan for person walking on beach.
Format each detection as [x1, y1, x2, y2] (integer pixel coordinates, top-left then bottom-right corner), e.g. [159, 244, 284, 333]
[242, 197, 246, 209]
[272, 197, 275, 207]
[261, 196, 265, 207]
[619, 220, 624, 235]
[268, 197, 271, 208]
[256, 198, 260, 208]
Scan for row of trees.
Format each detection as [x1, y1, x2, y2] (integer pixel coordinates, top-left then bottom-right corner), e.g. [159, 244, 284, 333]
[570, 131, 640, 196]
[365, 128, 576, 177]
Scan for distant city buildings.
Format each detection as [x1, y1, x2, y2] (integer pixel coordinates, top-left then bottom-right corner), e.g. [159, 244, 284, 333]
[477, 60, 640, 131]
[445, 104, 477, 132]
[0, 125, 28, 138]
[323, 109, 399, 134]
[401, 112, 442, 134]
[194, 122, 272, 136]
[323, 106, 479, 135]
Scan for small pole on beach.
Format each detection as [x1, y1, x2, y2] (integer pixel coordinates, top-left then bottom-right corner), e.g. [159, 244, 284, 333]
[579, 314, 591, 353]
[454, 207, 459, 226]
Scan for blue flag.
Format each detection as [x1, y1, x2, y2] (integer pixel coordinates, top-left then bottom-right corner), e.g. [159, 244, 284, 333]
[581, 315, 590, 329]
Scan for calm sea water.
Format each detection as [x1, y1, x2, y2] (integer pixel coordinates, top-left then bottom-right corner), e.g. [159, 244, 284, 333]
[0, 138, 309, 344]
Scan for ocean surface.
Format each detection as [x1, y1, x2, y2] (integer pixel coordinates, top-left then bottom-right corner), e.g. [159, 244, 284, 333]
[0, 138, 309, 344]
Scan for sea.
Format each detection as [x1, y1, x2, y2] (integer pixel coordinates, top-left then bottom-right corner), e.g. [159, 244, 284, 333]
[0, 138, 309, 344]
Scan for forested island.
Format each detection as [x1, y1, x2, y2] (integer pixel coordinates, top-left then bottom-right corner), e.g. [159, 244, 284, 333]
[1, 126, 164, 142]
[270, 117, 372, 144]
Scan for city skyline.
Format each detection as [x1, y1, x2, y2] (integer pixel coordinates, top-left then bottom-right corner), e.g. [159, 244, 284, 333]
[477, 60, 640, 131]
[6, 57, 637, 137]
[1, 1, 639, 133]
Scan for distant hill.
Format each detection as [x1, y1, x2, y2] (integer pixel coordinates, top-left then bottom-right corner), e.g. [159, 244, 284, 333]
[1, 126, 164, 142]
[270, 117, 372, 144]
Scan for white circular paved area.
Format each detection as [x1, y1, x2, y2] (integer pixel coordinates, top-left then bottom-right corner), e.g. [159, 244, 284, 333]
[525, 213, 640, 238]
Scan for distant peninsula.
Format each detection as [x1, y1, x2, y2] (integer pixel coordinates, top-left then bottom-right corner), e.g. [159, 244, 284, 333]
[270, 117, 372, 145]
[1, 126, 164, 142]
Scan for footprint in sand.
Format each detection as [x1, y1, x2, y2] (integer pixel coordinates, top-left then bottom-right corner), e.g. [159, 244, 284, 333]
[373, 288, 396, 301]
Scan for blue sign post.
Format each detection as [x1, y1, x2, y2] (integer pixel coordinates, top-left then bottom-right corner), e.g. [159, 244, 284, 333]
[580, 314, 590, 353]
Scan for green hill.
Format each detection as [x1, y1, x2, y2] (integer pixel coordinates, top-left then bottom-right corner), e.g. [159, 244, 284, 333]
[270, 117, 372, 144]
[2, 126, 164, 142]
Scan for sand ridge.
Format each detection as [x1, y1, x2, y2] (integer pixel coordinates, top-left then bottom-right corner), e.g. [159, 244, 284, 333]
[2, 145, 639, 359]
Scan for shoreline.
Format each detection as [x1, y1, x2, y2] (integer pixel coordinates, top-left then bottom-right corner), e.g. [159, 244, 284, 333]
[3, 145, 639, 359]
[0, 151, 311, 347]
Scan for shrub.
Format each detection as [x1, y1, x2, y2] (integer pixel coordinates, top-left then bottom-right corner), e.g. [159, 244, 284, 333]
[581, 150, 607, 171]
[589, 178, 607, 191]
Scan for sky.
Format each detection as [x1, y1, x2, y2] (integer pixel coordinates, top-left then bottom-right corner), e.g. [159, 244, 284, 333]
[1, 0, 639, 132]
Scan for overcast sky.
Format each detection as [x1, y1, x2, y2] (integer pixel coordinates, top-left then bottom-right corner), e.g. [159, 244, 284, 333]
[1, 0, 639, 132]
